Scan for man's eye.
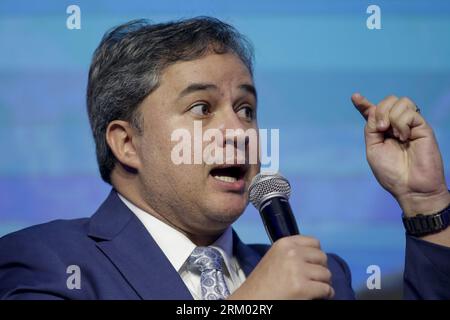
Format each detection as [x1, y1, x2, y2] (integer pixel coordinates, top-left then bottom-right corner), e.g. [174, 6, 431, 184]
[189, 103, 211, 116]
[237, 106, 254, 121]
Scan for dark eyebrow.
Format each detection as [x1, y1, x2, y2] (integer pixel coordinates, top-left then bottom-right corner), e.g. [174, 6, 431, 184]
[178, 83, 218, 100]
[239, 84, 257, 101]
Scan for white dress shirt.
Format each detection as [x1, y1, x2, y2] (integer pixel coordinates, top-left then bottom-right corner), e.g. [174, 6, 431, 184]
[118, 193, 246, 299]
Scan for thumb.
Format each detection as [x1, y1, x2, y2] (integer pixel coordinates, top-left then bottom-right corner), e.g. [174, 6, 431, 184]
[351, 93, 376, 120]
[351, 93, 384, 147]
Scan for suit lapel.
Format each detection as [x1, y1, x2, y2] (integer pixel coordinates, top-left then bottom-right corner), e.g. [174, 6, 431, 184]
[233, 231, 265, 276]
[88, 190, 193, 300]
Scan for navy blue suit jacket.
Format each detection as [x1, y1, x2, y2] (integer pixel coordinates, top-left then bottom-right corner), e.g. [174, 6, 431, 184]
[0, 190, 449, 299]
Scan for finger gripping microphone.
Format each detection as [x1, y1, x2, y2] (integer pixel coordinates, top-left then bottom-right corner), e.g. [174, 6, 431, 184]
[248, 173, 300, 243]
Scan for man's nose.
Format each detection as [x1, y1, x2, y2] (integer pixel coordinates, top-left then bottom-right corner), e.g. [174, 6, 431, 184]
[218, 108, 249, 149]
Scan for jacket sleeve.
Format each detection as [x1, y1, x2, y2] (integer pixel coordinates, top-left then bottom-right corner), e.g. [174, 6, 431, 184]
[404, 234, 450, 299]
[327, 253, 356, 300]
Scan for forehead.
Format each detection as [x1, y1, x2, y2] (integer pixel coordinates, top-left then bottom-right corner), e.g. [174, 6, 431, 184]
[159, 53, 253, 91]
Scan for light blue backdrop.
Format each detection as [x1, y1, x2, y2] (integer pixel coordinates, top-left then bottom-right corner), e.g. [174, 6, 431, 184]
[1, 0, 449, 295]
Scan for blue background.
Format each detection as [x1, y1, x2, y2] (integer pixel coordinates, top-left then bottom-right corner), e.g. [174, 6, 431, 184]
[0, 0, 449, 297]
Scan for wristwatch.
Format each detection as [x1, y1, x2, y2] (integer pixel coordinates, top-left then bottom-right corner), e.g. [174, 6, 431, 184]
[402, 201, 450, 237]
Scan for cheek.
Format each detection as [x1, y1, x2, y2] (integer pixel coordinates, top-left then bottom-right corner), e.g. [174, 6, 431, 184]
[139, 127, 204, 178]
[137, 128, 172, 170]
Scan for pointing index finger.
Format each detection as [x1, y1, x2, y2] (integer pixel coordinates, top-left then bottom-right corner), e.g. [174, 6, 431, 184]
[351, 93, 376, 121]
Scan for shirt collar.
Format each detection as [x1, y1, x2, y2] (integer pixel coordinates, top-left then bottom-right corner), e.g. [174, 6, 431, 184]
[117, 193, 234, 272]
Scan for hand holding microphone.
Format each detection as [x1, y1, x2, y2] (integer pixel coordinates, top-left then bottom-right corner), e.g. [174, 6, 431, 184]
[229, 173, 334, 300]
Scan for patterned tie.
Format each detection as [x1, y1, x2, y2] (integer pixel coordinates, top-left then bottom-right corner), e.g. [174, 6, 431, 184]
[188, 246, 231, 300]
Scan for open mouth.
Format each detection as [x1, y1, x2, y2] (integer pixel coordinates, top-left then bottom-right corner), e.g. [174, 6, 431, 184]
[209, 165, 248, 184]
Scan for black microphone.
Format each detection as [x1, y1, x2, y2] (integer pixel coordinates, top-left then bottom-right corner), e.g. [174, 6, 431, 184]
[248, 173, 300, 243]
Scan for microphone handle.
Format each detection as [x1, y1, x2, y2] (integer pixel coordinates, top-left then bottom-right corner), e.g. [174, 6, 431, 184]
[259, 197, 300, 243]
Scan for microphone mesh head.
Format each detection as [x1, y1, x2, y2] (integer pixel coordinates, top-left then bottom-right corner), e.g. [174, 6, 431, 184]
[248, 173, 291, 210]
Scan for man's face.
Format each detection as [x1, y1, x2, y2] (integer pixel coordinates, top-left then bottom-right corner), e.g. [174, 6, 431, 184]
[134, 52, 259, 236]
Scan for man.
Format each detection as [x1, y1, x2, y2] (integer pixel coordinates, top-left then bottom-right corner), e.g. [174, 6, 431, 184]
[0, 17, 449, 300]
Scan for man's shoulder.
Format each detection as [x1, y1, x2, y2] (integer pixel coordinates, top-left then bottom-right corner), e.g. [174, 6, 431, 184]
[0, 218, 92, 262]
[1, 218, 90, 246]
[0, 218, 96, 299]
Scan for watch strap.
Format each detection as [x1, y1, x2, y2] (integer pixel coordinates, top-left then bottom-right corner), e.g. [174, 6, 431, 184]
[402, 202, 450, 237]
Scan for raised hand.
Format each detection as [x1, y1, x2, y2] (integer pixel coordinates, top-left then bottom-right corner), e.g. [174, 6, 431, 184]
[351, 93, 450, 217]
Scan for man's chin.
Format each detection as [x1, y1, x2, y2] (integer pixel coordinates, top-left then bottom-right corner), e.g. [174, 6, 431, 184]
[205, 194, 248, 223]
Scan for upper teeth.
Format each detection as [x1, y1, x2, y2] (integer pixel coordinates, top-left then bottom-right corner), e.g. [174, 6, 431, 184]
[213, 175, 237, 183]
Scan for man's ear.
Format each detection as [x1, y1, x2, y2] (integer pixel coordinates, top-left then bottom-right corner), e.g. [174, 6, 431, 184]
[106, 120, 141, 171]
